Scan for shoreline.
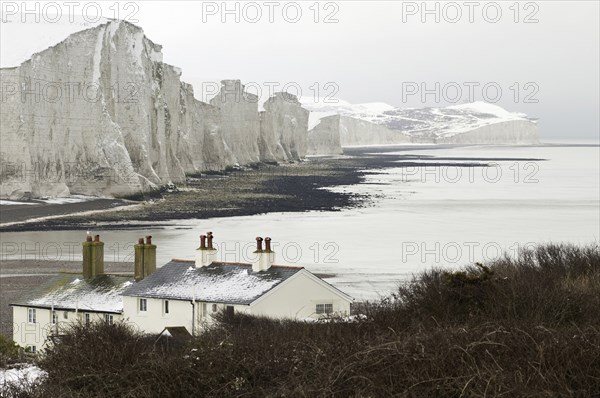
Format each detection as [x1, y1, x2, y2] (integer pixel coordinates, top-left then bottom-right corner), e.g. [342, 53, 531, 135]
[0, 144, 556, 232]
[0, 154, 376, 232]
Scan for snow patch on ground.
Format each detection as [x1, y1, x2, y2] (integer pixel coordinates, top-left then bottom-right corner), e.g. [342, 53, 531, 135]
[0, 365, 46, 388]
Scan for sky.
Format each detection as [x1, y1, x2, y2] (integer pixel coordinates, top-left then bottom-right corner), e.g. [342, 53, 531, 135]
[0, 0, 599, 141]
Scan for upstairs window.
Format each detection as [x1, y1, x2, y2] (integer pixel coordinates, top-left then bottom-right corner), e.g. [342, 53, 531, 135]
[27, 308, 36, 324]
[316, 304, 333, 315]
[139, 298, 147, 312]
[52, 311, 57, 324]
[164, 300, 169, 315]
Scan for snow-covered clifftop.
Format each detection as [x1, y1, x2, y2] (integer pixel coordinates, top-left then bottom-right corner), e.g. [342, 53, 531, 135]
[302, 99, 539, 151]
[0, 21, 308, 199]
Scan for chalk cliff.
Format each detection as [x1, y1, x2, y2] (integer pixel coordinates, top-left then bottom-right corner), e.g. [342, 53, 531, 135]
[302, 99, 539, 154]
[0, 21, 308, 199]
[260, 92, 309, 162]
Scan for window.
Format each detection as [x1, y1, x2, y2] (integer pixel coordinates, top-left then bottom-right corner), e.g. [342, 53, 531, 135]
[202, 302, 207, 317]
[139, 298, 147, 312]
[104, 314, 114, 325]
[84, 313, 91, 327]
[26, 345, 36, 353]
[164, 300, 169, 315]
[63, 311, 68, 319]
[316, 304, 333, 315]
[226, 306, 234, 320]
[52, 311, 57, 324]
[27, 308, 36, 324]
[212, 304, 217, 312]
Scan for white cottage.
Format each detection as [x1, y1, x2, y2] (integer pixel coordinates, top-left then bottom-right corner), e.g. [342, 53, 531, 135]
[122, 233, 353, 334]
[11, 233, 353, 351]
[10, 235, 134, 352]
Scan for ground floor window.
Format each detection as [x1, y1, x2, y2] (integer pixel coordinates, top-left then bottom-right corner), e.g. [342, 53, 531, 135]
[28, 308, 36, 324]
[316, 303, 333, 315]
[52, 311, 57, 324]
[63, 311, 68, 319]
[104, 314, 114, 325]
[212, 304, 218, 312]
[84, 313, 91, 327]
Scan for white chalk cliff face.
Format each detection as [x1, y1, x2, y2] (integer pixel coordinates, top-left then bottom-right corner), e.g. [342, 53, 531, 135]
[0, 21, 309, 199]
[260, 92, 309, 162]
[302, 99, 539, 152]
[209, 80, 261, 166]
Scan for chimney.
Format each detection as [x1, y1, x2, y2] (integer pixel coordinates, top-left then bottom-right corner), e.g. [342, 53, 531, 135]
[134, 236, 157, 281]
[252, 236, 275, 272]
[195, 232, 217, 268]
[82, 234, 104, 279]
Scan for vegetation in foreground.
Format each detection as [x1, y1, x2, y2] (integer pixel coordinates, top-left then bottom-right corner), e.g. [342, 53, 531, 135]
[3, 244, 599, 397]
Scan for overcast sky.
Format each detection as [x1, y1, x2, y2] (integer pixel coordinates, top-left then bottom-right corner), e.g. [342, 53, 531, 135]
[1, 1, 598, 140]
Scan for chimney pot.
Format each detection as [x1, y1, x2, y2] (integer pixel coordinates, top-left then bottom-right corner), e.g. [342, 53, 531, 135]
[252, 236, 275, 272]
[196, 232, 217, 267]
[83, 234, 104, 279]
[134, 236, 157, 281]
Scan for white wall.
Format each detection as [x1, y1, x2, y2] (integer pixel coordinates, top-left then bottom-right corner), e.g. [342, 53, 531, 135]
[122, 296, 249, 335]
[249, 271, 351, 319]
[123, 296, 194, 334]
[121, 271, 352, 336]
[12, 306, 123, 351]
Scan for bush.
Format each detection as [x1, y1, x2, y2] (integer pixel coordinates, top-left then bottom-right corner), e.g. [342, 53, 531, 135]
[0, 334, 19, 366]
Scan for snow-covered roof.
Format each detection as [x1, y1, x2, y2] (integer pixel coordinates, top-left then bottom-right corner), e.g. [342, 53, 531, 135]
[123, 260, 303, 305]
[11, 274, 133, 314]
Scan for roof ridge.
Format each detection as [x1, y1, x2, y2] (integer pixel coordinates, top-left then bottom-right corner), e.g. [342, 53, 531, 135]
[171, 259, 304, 270]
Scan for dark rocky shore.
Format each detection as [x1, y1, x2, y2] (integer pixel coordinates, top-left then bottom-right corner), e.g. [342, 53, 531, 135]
[0, 149, 391, 232]
[0, 145, 544, 232]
